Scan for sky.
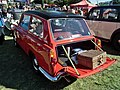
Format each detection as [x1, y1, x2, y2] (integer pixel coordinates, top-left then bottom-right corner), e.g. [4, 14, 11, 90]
[89, 0, 112, 4]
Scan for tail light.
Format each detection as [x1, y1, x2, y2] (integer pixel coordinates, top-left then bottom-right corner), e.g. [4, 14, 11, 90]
[95, 38, 102, 50]
[50, 49, 54, 58]
[50, 49, 57, 66]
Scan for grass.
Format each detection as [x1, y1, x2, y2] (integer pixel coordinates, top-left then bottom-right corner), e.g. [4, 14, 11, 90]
[0, 35, 120, 90]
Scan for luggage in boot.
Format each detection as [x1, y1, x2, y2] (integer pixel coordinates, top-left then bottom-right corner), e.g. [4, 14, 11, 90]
[77, 50, 106, 69]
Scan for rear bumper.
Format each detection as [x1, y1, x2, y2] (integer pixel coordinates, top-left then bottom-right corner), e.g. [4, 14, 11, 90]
[66, 58, 116, 78]
[38, 67, 65, 82]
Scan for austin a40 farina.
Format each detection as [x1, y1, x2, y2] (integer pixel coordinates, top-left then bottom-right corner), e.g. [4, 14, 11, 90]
[12, 10, 116, 82]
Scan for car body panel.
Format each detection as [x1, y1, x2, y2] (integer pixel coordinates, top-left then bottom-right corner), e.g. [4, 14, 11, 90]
[12, 10, 116, 81]
[5, 9, 23, 30]
[86, 20, 118, 39]
[66, 58, 116, 78]
[86, 6, 120, 40]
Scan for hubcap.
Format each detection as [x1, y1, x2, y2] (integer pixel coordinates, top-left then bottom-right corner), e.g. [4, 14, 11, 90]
[33, 58, 39, 70]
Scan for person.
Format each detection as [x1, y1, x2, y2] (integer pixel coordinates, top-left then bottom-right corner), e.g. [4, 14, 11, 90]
[17, 3, 23, 9]
[0, 12, 5, 45]
[62, 5, 67, 12]
[7, 6, 13, 20]
[1, 6, 7, 18]
[71, 9, 76, 14]
[92, 12, 98, 19]
[78, 8, 83, 16]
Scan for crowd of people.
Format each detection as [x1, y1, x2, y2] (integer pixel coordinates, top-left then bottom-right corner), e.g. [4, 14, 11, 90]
[0, 3, 89, 45]
[1, 3, 89, 19]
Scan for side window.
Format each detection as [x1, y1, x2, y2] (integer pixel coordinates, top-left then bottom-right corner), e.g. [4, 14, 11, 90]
[102, 8, 118, 20]
[29, 17, 43, 38]
[89, 9, 100, 20]
[20, 15, 30, 30]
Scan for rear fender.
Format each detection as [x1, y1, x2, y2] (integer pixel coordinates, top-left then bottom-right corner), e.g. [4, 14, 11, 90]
[110, 28, 120, 42]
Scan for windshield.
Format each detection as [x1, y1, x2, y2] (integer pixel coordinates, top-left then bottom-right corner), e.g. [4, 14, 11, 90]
[50, 18, 91, 41]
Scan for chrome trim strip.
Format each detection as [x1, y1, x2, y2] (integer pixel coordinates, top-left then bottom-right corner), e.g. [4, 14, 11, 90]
[38, 67, 65, 82]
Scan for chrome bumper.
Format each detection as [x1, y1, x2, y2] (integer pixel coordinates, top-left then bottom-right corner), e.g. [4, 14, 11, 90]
[38, 67, 65, 82]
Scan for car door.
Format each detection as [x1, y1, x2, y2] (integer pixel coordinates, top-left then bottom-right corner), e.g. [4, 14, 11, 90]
[98, 8, 119, 39]
[86, 8, 101, 37]
[87, 7, 119, 40]
[27, 16, 53, 74]
[18, 14, 31, 52]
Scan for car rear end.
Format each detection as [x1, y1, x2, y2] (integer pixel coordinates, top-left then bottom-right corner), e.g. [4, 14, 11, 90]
[48, 17, 116, 80]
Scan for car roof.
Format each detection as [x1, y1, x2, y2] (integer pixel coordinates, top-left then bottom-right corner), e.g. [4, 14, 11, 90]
[91, 5, 120, 9]
[23, 10, 83, 20]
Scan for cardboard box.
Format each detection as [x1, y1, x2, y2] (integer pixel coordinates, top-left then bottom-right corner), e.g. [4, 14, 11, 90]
[77, 50, 106, 69]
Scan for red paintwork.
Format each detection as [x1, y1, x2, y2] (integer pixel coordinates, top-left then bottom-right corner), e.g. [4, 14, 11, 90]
[65, 58, 116, 78]
[54, 36, 95, 45]
[13, 13, 116, 81]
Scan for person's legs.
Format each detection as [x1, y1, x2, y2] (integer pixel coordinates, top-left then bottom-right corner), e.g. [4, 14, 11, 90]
[0, 34, 5, 45]
[0, 28, 5, 45]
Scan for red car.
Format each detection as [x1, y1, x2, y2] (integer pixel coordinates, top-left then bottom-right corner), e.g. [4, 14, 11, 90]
[12, 10, 116, 82]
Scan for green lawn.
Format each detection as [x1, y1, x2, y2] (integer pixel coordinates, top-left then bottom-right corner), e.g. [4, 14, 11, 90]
[0, 36, 120, 90]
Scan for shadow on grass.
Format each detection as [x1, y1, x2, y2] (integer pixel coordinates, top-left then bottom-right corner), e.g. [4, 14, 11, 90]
[0, 38, 119, 90]
[0, 39, 76, 90]
[102, 41, 120, 56]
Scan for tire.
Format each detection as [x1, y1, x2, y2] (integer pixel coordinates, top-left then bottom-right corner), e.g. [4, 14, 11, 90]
[31, 55, 47, 78]
[112, 34, 120, 51]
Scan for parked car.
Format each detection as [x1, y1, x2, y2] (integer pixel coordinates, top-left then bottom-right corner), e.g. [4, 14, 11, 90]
[12, 10, 116, 82]
[5, 9, 23, 30]
[86, 5, 120, 50]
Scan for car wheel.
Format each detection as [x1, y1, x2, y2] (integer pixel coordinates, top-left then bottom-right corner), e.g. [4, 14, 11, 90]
[31, 55, 46, 77]
[112, 34, 120, 51]
[32, 56, 39, 72]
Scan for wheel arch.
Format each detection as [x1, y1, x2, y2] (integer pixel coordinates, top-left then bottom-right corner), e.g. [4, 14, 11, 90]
[28, 50, 35, 59]
[110, 28, 120, 42]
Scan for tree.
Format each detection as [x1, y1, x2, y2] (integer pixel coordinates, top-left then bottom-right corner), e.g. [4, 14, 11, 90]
[112, 0, 120, 4]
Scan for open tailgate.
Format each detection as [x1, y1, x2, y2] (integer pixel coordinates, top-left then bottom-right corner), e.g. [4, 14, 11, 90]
[66, 58, 116, 78]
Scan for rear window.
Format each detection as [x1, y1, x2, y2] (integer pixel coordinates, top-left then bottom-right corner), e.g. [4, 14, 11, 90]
[102, 8, 118, 20]
[50, 18, 91, 41]
[88, 7, 119, 20]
